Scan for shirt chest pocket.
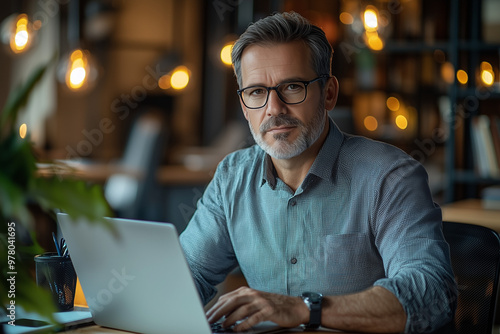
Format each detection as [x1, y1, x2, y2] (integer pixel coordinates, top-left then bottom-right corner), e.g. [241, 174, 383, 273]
[316, 233, 386, 294]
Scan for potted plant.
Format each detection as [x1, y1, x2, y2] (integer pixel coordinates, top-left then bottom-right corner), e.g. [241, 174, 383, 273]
[0, 60, 112, 322]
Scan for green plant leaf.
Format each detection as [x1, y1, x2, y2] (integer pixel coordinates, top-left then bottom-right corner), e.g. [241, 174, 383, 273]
[0, 54, 115, 322]
[0, 63, 50, 134]
[0, 173, 33, 227]
[31, 177, 113, 224]
[0, 132, 37, 190]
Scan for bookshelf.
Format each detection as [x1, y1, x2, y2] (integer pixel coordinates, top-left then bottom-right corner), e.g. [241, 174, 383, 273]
[330, 0, 453, 151]
[444, 0, 500, 203]
[330, 0, 500, 202]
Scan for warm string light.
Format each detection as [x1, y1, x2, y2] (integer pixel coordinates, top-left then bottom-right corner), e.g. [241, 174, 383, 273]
[365, 32, 384, 51]
[8, 14, 36, 54]
[60, 48, 99, 92]
[395, 114, 408, 130]
[386, 96, 400, 112]
[364, 116, 378, 131]
[456, 70, 468, 85]
[220, 42, 233, 66]
[363, 97, 412, 132]
[445, 62, 495, 86]
[363, 7, 378, 32]
[19, 123, 27, 139]
[339, 5, 385, 51]
[158, 65, 191, 91]
[386, 96, 410, 130]
[65, 49, 88, 90]
[13, 17, 28, 50]
[441, 62, 455, 84]
[362, 6, 384, 51]
[170, 66, 190, 90]
[480, 61, 495, 86]
[339, 12, 354, 25]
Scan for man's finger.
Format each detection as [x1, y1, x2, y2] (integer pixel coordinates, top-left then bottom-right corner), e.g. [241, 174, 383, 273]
[206, 289, 253, 323]
[232, 310, 268, 332]
[222, 301, 263, 328]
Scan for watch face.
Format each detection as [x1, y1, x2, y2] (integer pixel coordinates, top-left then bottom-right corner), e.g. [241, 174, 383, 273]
[302, 292, 323, 303]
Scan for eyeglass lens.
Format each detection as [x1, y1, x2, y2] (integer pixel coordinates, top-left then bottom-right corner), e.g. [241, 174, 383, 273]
[241, 82, 307, 108]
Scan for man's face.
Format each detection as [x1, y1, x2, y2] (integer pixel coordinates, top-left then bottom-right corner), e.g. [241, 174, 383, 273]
[239, 41, 331, 160]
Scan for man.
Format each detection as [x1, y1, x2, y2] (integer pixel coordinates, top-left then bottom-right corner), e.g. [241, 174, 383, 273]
[180, 12, 457, 333]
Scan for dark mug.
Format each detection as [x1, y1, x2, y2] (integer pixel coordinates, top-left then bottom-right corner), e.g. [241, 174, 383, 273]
[34, 252, 77, 311]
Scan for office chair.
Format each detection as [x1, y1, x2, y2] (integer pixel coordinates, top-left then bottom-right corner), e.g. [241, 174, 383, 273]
[442, 221, 500, 334]
[105, 109, 167, 219]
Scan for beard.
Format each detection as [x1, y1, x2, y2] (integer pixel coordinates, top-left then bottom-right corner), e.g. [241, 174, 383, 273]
[248, 103, 326, 160]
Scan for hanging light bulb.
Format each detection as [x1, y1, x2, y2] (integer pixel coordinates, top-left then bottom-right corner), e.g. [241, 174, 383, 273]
[13, 15, 29, 52]
[58, 48, 98, 92]
[1, 13, 38, 54]
[480, 61, 495, 86]
[361, 6, 385, 51]
[363, 6, 379, 32]
[68, 49, 87, 89]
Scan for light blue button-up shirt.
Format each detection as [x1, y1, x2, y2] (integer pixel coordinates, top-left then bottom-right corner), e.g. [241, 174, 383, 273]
[180, 118, 457, 333]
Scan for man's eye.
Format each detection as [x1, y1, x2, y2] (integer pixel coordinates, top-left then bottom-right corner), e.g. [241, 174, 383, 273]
[284, 83, 304, 91]
[248, 88, 266, 96]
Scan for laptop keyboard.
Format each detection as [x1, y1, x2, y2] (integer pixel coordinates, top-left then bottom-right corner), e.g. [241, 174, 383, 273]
[211, 322, 234, 333]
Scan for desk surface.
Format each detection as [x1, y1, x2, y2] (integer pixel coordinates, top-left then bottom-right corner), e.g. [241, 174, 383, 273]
[65, 324, 361, 333]
[441, 198, 500, 232]
[37, 161, 214, 186]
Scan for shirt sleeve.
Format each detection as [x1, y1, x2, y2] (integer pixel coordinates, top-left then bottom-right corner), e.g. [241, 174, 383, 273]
[179, 161, 239, 305]
[370, 157, 458, 333]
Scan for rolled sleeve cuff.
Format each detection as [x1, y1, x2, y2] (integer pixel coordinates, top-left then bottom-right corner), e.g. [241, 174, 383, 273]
[374, 274, 457, 333]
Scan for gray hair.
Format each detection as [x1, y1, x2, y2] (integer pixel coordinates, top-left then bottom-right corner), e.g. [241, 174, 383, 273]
[231, 12, 333, 88]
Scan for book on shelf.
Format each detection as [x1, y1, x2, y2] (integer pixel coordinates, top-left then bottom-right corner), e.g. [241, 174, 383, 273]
[471, 114, 500, 178]
[482, 185, 500, 210]
[490, 115, 500, 169]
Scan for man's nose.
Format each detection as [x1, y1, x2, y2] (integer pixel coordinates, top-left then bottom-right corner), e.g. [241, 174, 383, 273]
[265, 89, 287, 116]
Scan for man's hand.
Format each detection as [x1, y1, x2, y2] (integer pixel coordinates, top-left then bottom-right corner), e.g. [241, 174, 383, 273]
[206, 286, 309, 332]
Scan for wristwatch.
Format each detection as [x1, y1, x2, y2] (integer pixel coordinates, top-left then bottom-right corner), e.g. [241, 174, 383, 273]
[301, 291, 323, 329]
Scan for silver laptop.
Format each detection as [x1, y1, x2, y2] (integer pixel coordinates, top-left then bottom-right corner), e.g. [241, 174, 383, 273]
[57, 213, 283, 334]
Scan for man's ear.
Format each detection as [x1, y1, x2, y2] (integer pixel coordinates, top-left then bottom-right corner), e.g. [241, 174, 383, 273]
[324, 76, 339, 111]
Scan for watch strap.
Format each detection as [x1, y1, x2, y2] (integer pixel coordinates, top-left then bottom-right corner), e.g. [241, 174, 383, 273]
[301, 292, 323, 329]
[307, 301, 321, 329]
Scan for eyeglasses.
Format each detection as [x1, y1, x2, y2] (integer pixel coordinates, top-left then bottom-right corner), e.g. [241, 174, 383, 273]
[237, 75, 330, 109]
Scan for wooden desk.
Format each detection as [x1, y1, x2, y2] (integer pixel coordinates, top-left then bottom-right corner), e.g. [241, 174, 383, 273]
[36, 162, 214, 186]
[65, 324, 360, 333]
[441, 199, 500, 232]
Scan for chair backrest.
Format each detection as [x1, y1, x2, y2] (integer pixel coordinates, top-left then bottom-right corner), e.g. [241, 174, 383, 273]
[443, 221, 500, 334]
[105, 109, 167, 219]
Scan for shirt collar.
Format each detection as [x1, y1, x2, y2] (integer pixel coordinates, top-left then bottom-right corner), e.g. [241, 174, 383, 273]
[308, 117, 344, 182]
[260, 154, 277, 189]
[260, 117, 344, 189]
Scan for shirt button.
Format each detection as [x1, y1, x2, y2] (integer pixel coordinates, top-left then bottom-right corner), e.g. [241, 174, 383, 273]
[290, 200, 296, 206]
[291, 258, 297, 264]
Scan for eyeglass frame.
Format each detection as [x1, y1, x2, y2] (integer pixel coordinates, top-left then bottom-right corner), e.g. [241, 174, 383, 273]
[236, 75, 331, 109]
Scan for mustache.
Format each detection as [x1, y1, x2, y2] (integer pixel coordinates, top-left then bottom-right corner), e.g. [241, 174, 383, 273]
[260, 115, 302, 133]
